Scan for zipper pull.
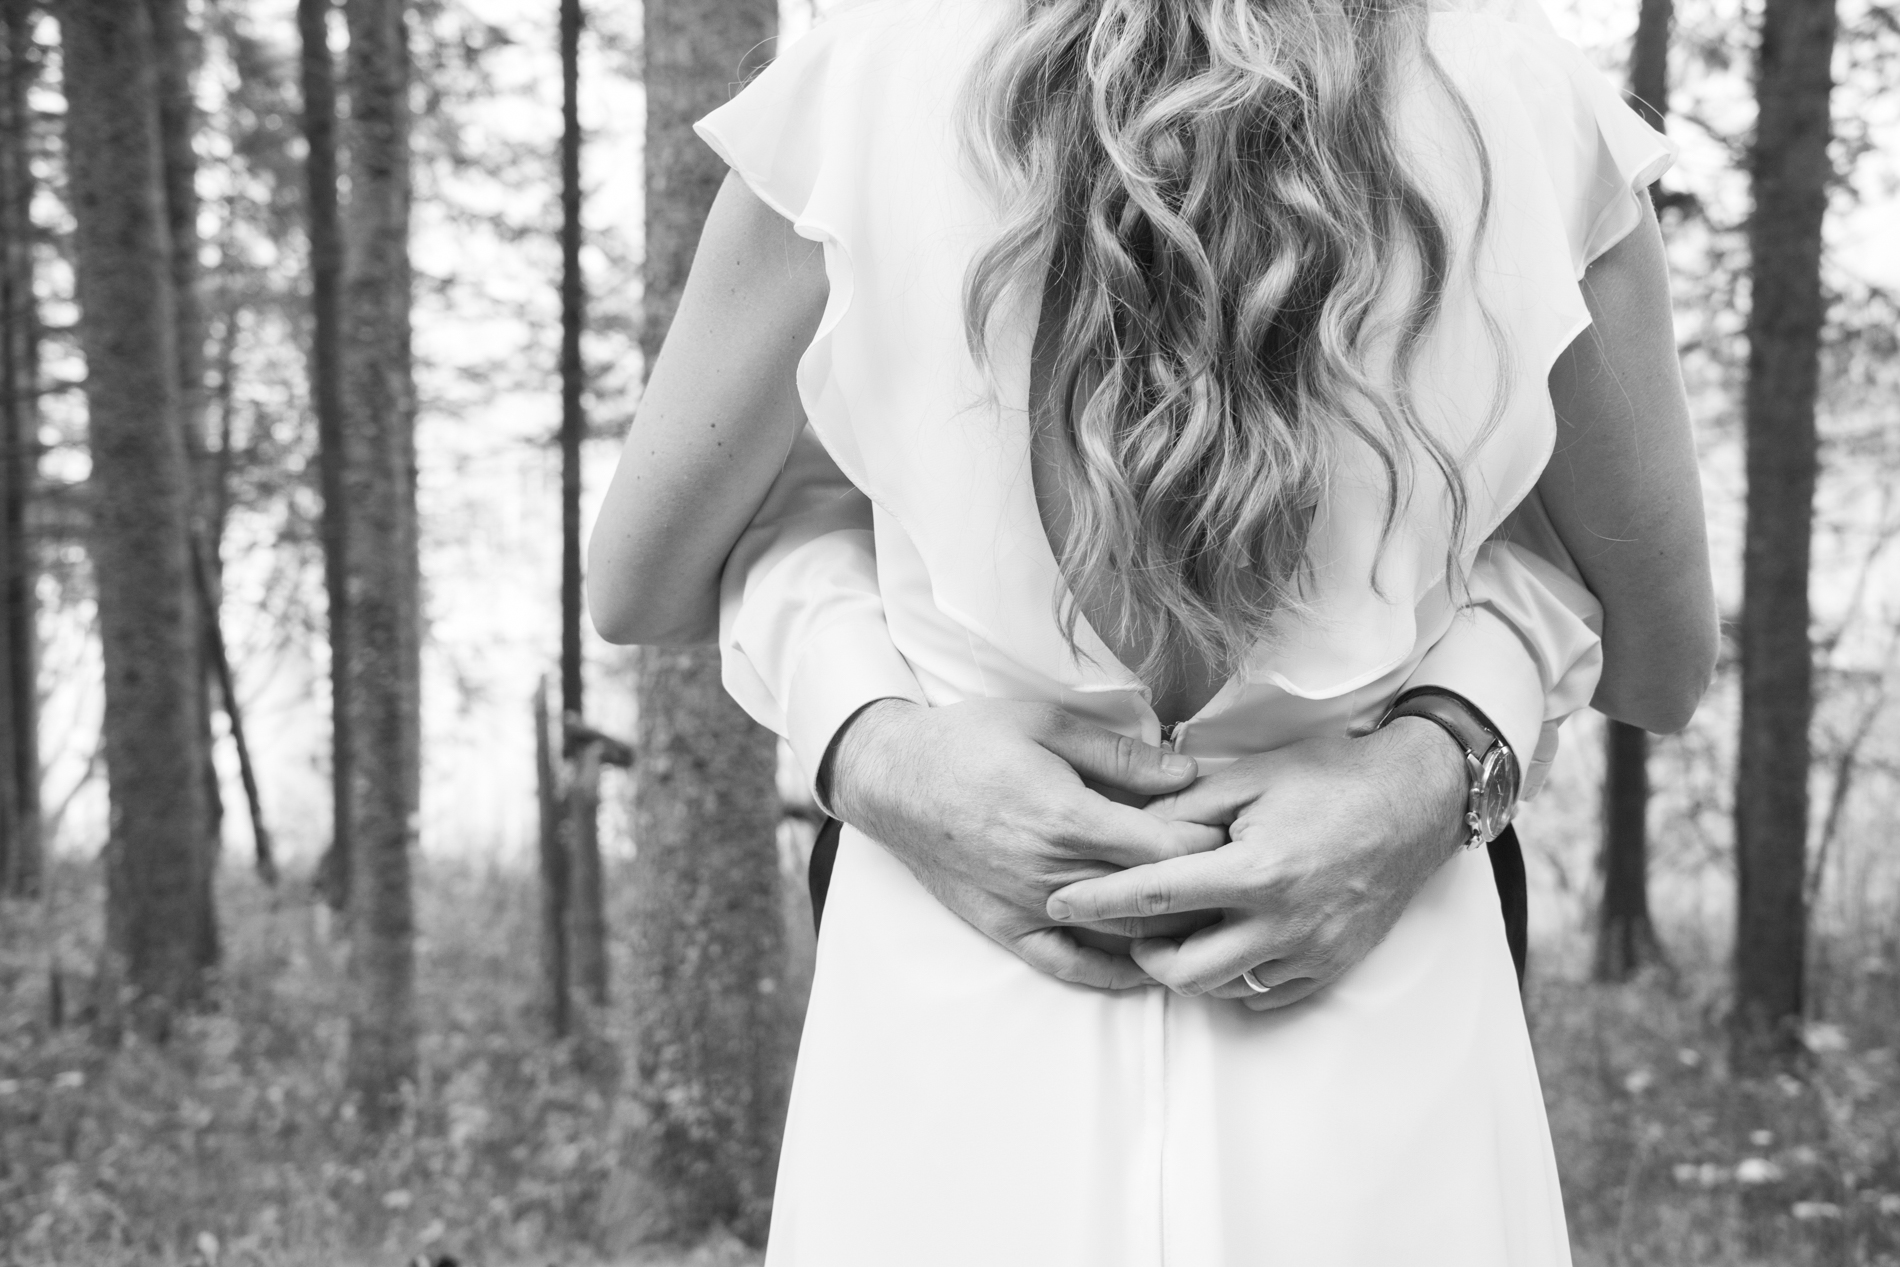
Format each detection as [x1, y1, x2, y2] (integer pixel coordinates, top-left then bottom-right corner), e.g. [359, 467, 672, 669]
[1160, 721, 1182, 753]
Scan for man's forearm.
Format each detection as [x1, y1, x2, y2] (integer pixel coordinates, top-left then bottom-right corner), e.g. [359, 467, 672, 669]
[1405, 500, 1604, 800]
[718, 427, 926, 810]
[819, 696, 915, 820]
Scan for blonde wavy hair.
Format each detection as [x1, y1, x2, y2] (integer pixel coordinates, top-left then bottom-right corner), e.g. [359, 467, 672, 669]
[961, 0, 1494, 685]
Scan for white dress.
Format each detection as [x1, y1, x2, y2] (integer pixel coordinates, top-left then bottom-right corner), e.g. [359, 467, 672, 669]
[695, 1, 1673, 1262]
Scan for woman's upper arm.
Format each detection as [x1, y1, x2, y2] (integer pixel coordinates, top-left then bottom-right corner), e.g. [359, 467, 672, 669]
[587, 171, 829, 645]
[1539, 197, 1718, 732]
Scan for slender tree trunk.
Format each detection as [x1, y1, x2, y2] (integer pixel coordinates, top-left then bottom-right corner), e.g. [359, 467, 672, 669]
[1, 0, 30, 903]
[1595, 720, 1665, 980]
[1591, 0, 1676, 984]
[567, 741, 606, 1005]
[560, 0, 585, 727]
[340, 0, 418, 1127]
[148, 0, 206, 471]
[1627, 0, 1673, 139]
[0, 0, 32, 898]
[147, 0, 223, 969]
[193, 537, 275, 883]
[57, 0, 210, 1041]
[633, 2, 785, 1240]
[300, 0, 352, 912]
[1732, 0, 1837, 1070]
[558, 0, 608, 1009]
[535, 679, 571, 1038]
[210, 311, 237, 546]
[627, 652, 788, 1243]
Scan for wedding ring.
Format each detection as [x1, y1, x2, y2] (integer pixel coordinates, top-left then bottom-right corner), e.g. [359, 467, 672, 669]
[1241, 968, 1273, 995]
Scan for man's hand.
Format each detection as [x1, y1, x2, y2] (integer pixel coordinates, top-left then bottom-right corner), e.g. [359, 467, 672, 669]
[826, 699, 1227, 990]
[1043, 718, 1469, 1011]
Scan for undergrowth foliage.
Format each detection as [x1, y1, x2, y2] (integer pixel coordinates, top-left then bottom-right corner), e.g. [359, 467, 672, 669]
[2, 853, 1897, 1266]
[0, 859, 757, 1267]
[1536, 944, 1900, 1266]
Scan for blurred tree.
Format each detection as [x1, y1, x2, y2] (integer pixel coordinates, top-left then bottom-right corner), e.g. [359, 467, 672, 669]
[535, 678, 571, 1038]
[57, 0, 212, 1040]
[1594, 0, 1674, 984]
[340, 0, 420, 1127]
[565, 730, 606, 1006]
[0, 0, 38, 899]
[559, 0, 607, 1011]
[301, 0, 353, 914]
[630, 0, 788, 1243]
[560, 0, 585, 736]
[148, 0, 229, 963]
[1597, 721, 1665, 979]
[1733, 0, 1838, 1068]
[1628, 0, 1672, 196]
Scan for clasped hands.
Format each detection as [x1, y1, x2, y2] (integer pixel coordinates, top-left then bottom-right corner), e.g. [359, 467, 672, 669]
[826, 698, 1471, 1012]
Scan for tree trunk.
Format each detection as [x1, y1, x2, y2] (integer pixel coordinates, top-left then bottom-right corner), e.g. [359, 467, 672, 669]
[1732, 0, 1837, 1070]
[633, 2, 786, 1238]
[568, 740, 607, 1006]
[57, 0, 210, 1041]
[340, 0, 418, 1128]
[627, 651, 789, 1244]
[0, 0, 34, 899]
[560, 0, 585, 727]
[194, 536, 275, 884]
[1627, 0, 1672, 135]
[301, 0, 353, 914]
[1595, 720, 1665, 980]
[638, 7, 786, 1238]
[558, 0, 607, 1010]
[148, 0, 206, 471]
[147, 0, 224, 970]
[536, 678, 571, 1038]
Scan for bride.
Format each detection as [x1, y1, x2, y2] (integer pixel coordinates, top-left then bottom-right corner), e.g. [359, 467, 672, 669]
[589, 0, 1718, 1261]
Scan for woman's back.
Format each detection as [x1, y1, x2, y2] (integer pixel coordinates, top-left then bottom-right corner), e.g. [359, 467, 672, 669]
[695, 0, 1667, 751]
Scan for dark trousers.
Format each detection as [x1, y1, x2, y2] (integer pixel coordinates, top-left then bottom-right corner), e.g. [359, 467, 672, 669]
[808, 820, 1529, 987]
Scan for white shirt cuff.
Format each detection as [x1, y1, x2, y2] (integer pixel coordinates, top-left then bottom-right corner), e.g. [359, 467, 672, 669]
[1406, 604, 1546, 781]
[783, 618, 926, 814]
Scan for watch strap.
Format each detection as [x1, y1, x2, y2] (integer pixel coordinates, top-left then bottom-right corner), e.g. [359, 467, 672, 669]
[1379, 686, 1520, 850]
[1382, 687, 1502, 764]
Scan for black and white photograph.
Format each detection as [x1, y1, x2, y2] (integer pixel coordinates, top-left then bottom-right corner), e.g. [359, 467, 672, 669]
[0, 0, 1896, 1262]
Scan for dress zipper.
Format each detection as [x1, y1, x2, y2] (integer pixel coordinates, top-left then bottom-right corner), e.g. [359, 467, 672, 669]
[1160, 721, 1182, 753]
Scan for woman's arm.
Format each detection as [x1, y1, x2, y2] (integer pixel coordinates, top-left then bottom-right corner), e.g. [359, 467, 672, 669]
[1542, 194, 1719, 733]
[587, 172, 828, 646]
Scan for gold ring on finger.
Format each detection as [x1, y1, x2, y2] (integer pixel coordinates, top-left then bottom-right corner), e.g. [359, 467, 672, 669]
[1241, 968, 1272, 995]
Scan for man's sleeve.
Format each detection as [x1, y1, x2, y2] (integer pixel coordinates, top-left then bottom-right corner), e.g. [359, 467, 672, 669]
[727, 437, 1602, 806]
[719, 427, 925, 812]
[1403, 490, 1603, 799]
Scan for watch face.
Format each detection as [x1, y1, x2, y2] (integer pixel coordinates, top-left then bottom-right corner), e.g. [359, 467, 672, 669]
[1477, 746, 1520, 838]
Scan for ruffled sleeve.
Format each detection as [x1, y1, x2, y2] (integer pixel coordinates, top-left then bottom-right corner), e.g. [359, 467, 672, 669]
[693, 20, 843, 229]
[1502, 24, 1678, 276]
[690, 3, 915, 502]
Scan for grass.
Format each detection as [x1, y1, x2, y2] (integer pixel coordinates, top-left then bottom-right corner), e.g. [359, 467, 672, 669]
[1531, 941, 1900, 1267]
[2, 852, 1897, 1266]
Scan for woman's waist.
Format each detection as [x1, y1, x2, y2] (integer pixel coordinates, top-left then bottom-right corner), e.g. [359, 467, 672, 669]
[823, 819, 1510, 1003]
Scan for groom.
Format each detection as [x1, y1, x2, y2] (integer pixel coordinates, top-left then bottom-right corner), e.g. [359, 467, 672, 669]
[808, 698, 1534, 988]
[716, 429, 1597, 995]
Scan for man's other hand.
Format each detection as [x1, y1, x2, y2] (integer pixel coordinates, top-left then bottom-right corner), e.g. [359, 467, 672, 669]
[1043, 718, 1469, 1010]
[826, 699, 1226, 990]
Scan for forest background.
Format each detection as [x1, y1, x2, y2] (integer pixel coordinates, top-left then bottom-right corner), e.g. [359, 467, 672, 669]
[0, 0, 1897, 1263]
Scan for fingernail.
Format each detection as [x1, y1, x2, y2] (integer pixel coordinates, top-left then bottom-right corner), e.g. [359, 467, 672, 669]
[1047, 898, 1073, 921]
[1161, 753, 1194, 777]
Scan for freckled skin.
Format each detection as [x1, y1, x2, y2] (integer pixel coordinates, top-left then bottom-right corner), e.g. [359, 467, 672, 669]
[588, 171, 826, 646]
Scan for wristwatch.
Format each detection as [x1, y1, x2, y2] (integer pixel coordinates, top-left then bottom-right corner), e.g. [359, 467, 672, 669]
[1377, 687, 1520, 850]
